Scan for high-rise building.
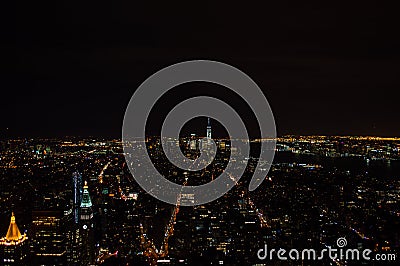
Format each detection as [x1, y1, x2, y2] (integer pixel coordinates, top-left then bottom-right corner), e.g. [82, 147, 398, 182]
[206, 118, 212, 139]
[71, 172, 84, 264]
[189, 133, 197, 150]
[73, 172, 82, 224]
[80, 181, 95, 265]
[200, 118, 213, 151]
[30, 196, 74, 265]
[0, 212, 29, 265]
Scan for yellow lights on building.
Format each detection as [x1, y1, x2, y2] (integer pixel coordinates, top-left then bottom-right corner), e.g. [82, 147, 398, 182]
[0, 212, 28, 246]
[0, 212, 29, 264]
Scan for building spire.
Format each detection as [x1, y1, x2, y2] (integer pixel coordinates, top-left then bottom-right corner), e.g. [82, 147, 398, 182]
[5, 212, 23, 241]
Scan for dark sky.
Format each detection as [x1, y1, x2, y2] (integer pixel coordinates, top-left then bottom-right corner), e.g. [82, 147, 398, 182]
[2, 2, 400, 137]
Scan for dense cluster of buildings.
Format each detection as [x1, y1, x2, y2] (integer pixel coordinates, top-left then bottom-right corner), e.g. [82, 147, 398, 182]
[0, 129, 399, 265]
[0, 174, 94, 265]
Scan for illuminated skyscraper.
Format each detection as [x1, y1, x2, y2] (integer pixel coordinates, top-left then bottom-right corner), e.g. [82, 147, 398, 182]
[207, 118, 212, 139]
[70, 172, 84, 265]
[73, 172, 82, 224]
[0, 212, 29, 265]
[30, 196, 73, 265]
[80, 181, 95, 265]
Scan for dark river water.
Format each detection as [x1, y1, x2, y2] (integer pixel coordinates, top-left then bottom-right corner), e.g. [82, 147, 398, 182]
[273, 151, 400, 179]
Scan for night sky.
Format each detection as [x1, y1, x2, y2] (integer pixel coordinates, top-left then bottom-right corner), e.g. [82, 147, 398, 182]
[3, 2, 400, 137]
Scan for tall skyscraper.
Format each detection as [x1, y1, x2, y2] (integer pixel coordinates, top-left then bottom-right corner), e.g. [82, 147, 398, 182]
[80, 181, 95, 265]
[73, 172, 82, 224]
[0, 212, 29, 265]
[199, 117, 214, 152]
[71, 172, 83, 265]
[207, 118, 212, 139]
[30, 196, 73, 265]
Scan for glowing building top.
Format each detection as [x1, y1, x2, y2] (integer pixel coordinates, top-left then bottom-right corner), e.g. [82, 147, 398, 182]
[1, 212, 27, 245]
[80, 181, 92, 208]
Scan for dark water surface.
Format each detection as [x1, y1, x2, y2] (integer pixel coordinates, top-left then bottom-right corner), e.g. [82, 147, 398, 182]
[274, 151, 400, 178]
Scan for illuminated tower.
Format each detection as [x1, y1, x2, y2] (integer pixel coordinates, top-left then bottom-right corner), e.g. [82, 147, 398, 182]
[200, 118, 213, 151]
[71, 172, 83, 265]
[73, 172, 82, 224]
[79, 181, 95, 265]
[206, 118, 212, 139]
[0, 212, 29, 265]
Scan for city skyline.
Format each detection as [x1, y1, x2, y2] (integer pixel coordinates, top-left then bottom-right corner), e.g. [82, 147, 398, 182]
[1, 134, 399, 264]
[3, 2, 400, 265]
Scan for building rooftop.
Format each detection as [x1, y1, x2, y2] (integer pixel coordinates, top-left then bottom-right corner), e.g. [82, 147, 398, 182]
[1, 212, 27, 245]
